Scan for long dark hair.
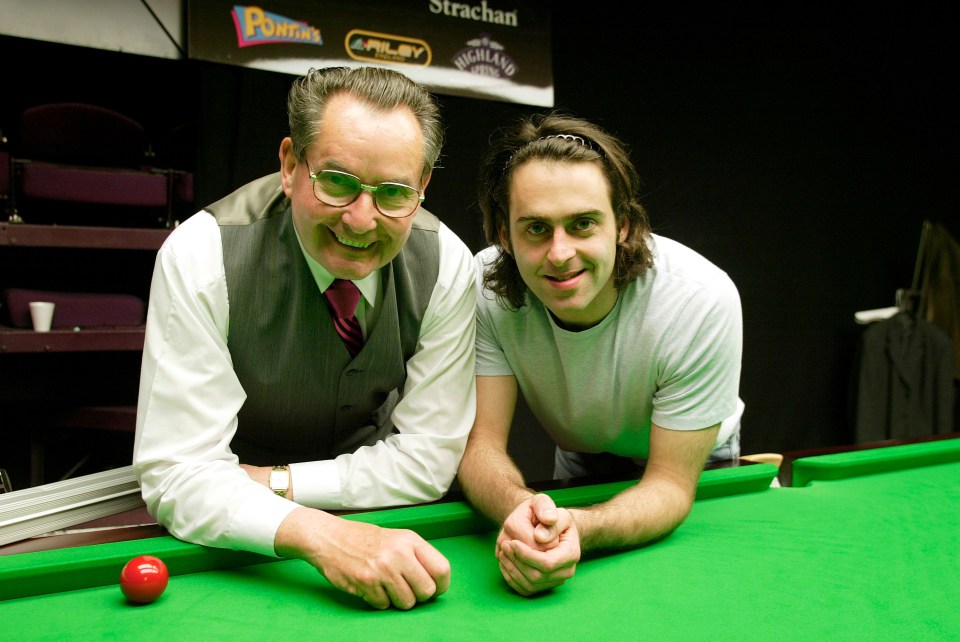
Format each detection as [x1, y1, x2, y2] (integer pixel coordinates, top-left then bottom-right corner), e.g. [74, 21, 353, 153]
[477, 111, 653, 309]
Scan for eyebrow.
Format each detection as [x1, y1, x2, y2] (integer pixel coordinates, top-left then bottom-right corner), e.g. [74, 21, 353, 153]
[515, 209, 604, 224]
[312, 160, 418, 187]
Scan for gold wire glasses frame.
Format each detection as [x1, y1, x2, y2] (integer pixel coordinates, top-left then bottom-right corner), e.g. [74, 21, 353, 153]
[308, 167, 424, 218]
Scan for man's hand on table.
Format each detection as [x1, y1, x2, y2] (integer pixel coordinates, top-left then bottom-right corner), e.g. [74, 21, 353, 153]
[276, 506, 450, 610]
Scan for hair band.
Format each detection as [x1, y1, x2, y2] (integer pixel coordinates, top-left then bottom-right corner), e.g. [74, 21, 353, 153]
[503, 133, 595, 172]
[538, 134, 589, 146]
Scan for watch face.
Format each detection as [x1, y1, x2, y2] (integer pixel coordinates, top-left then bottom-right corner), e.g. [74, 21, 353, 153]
[270, 467, 289, 492]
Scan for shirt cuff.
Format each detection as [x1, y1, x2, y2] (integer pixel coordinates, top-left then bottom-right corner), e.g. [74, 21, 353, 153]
[227, 492, 299, 558]
[289, 460, 341, 508]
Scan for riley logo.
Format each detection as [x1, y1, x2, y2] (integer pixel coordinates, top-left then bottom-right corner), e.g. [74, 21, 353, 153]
[346, 29, 432, 66]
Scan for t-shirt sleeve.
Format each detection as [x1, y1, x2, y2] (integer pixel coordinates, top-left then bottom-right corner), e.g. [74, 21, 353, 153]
[474, 247, 515, 377]
[650, 271, 743, 431]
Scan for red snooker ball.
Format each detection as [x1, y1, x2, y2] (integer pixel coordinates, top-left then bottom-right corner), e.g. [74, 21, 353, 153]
[120, 555, 169, 604]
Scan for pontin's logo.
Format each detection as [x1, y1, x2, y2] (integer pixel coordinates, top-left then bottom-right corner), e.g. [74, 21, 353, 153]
[346, 29, 431, 66]
[231, 5, 323, 48]
[452, 33, 517, 78]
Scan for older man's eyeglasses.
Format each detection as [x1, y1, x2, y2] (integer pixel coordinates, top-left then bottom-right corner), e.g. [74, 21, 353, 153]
[308, 167, 424, 218]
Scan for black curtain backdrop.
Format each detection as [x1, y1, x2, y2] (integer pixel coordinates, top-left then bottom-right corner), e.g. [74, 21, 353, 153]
[3, 5, 957, 482]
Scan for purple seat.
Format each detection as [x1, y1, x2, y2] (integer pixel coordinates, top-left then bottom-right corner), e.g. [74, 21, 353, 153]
[9, 103, 175, 228]
[2, 288, 146, 329]
[19, 164, 168, 207]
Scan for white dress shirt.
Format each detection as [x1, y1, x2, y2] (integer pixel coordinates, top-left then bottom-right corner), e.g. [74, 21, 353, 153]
[133, 210, 477, 557]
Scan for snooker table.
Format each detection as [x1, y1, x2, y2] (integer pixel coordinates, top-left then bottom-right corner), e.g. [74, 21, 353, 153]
[1, 438, 958, 641]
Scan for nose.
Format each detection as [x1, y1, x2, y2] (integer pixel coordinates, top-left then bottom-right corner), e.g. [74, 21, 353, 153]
[546, 230, 575, 265]
[340, 190, 379, 233]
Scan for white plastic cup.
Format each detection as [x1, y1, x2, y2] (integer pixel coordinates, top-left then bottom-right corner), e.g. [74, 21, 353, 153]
[29, 301, 55, 332]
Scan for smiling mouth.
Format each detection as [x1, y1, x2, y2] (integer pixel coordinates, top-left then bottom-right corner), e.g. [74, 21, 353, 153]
[546, 270, 584, 283]
[335, 233, 374, 249]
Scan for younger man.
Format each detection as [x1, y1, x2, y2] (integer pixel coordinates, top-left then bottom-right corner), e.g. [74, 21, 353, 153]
[457, 112, 743, 596]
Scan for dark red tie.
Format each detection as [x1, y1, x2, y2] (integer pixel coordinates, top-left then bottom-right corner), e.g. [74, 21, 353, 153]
[323, 279, 364, 357]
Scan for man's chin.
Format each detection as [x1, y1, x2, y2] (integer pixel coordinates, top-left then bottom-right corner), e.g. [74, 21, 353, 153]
[322, 248, 395, 280]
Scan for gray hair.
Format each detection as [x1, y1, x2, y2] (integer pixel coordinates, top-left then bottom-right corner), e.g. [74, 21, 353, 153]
[287, 66, 443, 182]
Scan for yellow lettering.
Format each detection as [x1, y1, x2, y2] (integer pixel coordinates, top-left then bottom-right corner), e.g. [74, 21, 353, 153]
[243, 7, 266, 37]
[262, 17, 275, 37]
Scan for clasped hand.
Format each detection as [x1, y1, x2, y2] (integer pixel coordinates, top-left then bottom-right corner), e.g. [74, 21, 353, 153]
[496, 493, 581, 596]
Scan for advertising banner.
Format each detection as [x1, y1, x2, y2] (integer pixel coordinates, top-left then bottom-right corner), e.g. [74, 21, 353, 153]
[188, 1, 553, 107]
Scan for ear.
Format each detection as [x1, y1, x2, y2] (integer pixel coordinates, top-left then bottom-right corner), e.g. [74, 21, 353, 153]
[279, 137, 297, 197]
[498, 221, 512, 255]
[618, 216, 630, 244]
[419, 170, 432, 194]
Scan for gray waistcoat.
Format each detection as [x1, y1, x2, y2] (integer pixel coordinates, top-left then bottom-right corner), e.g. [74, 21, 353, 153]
[205, 173, 440, 464]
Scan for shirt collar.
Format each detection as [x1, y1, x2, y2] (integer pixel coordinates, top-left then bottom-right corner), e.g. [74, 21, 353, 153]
[293, 226, 379, 307]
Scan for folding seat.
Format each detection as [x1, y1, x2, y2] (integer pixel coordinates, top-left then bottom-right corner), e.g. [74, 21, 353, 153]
[9, 102, 173, 228]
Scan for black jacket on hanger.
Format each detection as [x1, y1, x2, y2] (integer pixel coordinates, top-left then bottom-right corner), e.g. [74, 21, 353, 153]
[854, 312, 955, 442]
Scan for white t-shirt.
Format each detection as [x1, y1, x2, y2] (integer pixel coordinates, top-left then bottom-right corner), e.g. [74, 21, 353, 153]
[476, 234, 743, 460]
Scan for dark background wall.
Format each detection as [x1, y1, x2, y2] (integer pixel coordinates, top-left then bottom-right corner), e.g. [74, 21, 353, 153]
[3, 6, 957, 483]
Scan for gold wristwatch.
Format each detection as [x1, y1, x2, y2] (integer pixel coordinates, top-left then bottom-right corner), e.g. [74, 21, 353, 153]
[269, 465, 290, 498]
